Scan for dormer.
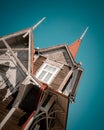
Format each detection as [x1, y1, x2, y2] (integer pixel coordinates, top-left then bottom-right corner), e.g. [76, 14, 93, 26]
[34, 42, 83, 98]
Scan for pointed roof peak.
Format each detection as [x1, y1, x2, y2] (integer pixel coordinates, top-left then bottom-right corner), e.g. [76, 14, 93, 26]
[68, 39, 81, 59]
[68, 27, 88, 59]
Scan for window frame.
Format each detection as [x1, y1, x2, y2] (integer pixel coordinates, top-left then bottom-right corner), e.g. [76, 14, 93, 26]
[36, 63, 59, 84]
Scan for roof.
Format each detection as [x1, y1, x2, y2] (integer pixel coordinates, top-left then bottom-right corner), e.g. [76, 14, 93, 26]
[38, 43, 78, 66]
[68, 27, 88, 59]
[68, 39, 81, 59]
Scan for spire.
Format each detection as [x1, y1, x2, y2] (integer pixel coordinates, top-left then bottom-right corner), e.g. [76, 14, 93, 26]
[68, 39, 81, 59]
[68, 27, 88, 59]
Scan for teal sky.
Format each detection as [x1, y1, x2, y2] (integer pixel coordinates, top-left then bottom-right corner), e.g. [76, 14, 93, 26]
[0, 0, 104, 130]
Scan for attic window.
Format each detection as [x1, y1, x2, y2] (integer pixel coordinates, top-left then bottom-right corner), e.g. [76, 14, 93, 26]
[36, 63, 59, 84]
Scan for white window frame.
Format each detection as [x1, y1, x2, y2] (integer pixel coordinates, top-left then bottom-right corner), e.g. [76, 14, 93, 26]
[36, 63, 59, 84]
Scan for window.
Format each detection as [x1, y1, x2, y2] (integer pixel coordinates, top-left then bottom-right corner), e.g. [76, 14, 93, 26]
[36, 63, 59, 84]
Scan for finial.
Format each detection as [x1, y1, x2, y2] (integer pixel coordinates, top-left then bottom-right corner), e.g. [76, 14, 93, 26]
[80, 27, 88, 40]
[23, 17, 46, 38]
[32, 17, 46, 30]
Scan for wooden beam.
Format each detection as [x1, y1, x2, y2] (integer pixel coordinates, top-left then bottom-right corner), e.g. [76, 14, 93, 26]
[0, 28, 29, 41]
[23, 17, 46, 38]
[2, 39, 28, 76]
[28, 30, 32, 74]
[1, 40, 41, 87]
[58, 69, 73, 92]
[0, 48, 28, 51]
[41, 95, 56, 112]
[0, 107, 16, 129]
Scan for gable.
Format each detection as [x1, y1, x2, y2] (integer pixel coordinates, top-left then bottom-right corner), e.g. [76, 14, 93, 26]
[0, 28, 35, 74]
[42, 51, 67, 64]
[39, 44, 76, 67]
[0, 28, 37, 102]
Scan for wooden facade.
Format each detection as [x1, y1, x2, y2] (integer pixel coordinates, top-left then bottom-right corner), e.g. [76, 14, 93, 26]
[0, 21, 84, 130]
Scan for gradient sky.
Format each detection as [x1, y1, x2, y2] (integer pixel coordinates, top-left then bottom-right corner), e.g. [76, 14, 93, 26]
[0, 0, 104, 130]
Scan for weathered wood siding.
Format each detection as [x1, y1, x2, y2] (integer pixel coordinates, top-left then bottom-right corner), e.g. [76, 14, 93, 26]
[17, 50, 28, 70]
[34, 56, 46, 74]
[40, 45, 74, 67]
[0, 87, 25, 130]
[44, 51, 67, 64]
[50, 65, 70, 90]
[63, 69, 83, 96]
[55, 94, 69, 130]
[0, 88, 14, 123]
[34, 56, 71, 91]
[71, 70, 83, 96]
[6, 34, 29, 48]
[1, 109, 25, 130]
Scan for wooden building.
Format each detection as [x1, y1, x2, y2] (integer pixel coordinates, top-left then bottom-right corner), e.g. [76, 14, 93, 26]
[0, 18, 88, 130]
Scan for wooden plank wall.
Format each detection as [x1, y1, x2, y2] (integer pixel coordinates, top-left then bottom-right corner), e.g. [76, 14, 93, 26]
[34, 56, 46, 74]
[34, 56, 70, 90]
[0, 87, 27, 130]
[1, 109, 26, 130]
[50, 65, 70, 90]
[0, 88, 13, 123]
[17, 50, 28, 70]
